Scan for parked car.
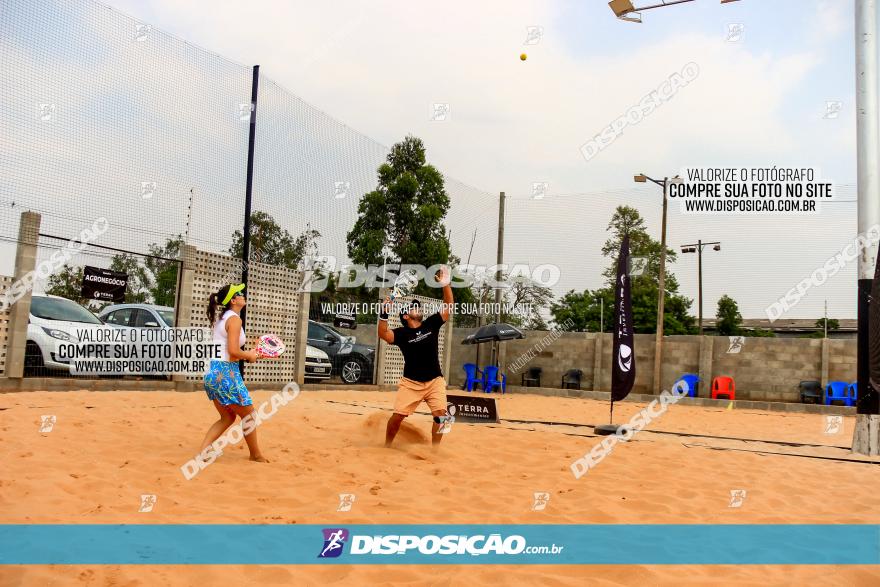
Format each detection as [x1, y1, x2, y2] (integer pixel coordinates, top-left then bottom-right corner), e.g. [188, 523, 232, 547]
[98, 304, 175, 329]
[25, 295, 113, 374]
[307, 320, 374, 384]
[304, 345, 332, 382]
[97, 303, 178, 377]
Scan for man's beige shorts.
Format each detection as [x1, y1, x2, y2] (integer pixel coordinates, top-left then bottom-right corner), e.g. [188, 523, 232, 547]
[393, 376, 448, 416]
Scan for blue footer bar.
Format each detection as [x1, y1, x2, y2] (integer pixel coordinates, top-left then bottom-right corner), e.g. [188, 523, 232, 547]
[1, 525, 878, 565]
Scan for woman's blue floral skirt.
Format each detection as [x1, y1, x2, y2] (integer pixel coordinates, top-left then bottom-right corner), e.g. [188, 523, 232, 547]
[203, 360, 253, 407]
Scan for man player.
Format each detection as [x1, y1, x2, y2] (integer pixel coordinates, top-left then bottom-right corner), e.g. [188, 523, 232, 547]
[378, 266, 453, 447]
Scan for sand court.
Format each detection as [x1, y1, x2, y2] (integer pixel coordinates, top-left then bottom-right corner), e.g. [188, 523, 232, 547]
[1, 389, 879, 585]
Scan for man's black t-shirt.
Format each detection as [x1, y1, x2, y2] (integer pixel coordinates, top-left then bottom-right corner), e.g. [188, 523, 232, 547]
[392, 313, 446, 382]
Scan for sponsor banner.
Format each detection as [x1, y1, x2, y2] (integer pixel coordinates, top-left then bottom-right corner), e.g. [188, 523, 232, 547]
[333, 314, 357, 330]
[446, 394, 498, 423]
[1, 525, 878, 564]
[611, 235, 635, 402]
[81, 266, 128, 302]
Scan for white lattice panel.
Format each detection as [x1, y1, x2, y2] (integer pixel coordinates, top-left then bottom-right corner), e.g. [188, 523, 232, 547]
[185, 249, 302, 384]
[380, 295, 448, 385]
[0, 275, 13, 375]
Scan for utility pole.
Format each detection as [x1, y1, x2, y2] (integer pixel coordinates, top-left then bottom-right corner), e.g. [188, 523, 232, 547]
[854, 0, 880, 455]
[824, 300, 828, 339]
[492, 192, 506, 366]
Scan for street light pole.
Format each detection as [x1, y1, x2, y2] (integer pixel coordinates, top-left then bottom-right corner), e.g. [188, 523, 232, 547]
[697, 239, 703, 334]
[681, 240, 721, 335]
[655, 178, 668, 395]
[635, 173, 680, 394]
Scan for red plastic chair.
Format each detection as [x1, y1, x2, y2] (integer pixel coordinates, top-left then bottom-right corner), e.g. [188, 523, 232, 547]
[712, 376, 735, 400]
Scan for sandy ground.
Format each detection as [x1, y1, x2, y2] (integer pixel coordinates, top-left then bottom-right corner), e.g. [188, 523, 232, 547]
[1, 388, 879, 586]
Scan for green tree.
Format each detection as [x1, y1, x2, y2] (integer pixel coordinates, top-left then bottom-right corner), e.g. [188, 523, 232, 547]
[715, 294, 742, 336]
[552, 206, 695, 334]
[469, 275, 553, 330]
[747, 327, 776, 338]
[600, 205, 679, 290]
[816, 317, 840, 333]
[230, 212, 321, 270]
[45, 264, 89, 305]
[346, 135, 452, 283]
[109, 254, 151, 303]
[146, 235, 184, 307]
[550, 289, 611, 332]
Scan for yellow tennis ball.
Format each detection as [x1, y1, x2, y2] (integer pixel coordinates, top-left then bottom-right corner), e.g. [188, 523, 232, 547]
[520, 53, 527, 61]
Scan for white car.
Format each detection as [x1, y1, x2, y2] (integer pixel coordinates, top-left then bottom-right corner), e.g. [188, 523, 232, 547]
[304, 344, 332, 382]
[25, 295, 114, 374]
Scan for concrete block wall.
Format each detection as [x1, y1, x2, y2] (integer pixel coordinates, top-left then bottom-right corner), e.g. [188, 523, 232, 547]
[446, 327, 858, 404]
[828, 339, 858, 384]
[711, 336, 823, 401]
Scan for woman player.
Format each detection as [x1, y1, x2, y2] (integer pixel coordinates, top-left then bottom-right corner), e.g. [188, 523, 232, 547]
[198, 283, 268, 463]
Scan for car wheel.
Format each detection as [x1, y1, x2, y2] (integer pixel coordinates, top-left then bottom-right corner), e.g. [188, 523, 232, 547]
[340, 357, 365, 384]
[24, 342, 44, 376]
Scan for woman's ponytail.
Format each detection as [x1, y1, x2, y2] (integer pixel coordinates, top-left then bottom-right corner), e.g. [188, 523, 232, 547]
[207, 293, 219, 326]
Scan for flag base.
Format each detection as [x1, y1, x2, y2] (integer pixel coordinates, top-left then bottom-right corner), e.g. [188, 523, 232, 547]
[852, 414, 880, 455]
[594, 424, 624, 436]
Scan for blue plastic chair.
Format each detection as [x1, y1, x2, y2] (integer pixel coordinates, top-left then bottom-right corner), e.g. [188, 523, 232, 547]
[674, 373, 700, 398]
[462, 363, 483, 392]
[848, 382, 858, 404]
[482, 365, 506, 394]
[825, 381, 853, 407]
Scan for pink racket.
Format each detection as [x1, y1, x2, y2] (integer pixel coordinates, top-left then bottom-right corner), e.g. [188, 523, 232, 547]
[256, 333, 285, 358]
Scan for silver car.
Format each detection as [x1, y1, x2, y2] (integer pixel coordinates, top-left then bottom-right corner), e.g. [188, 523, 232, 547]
[98, 304, 175, 329]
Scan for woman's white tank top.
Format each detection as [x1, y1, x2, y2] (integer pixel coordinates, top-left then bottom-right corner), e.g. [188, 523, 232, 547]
[213, 309, 246, 361]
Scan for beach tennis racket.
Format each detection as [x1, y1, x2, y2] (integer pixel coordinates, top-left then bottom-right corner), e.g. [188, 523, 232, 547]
[390, 269, 419, 301]
[256, 333, 285, 358]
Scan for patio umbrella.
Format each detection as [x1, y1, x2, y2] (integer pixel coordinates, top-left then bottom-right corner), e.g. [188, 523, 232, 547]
[461, 323, 525, 344]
